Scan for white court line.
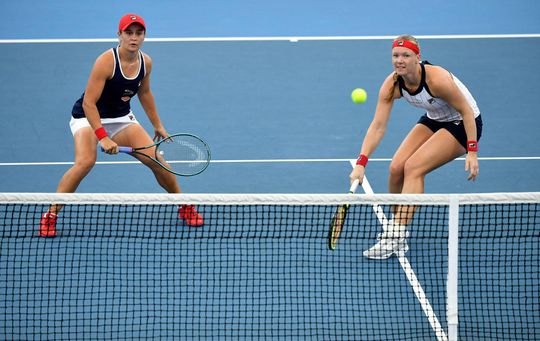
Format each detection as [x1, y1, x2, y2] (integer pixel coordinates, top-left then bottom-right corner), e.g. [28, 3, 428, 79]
[397, 255, 448, 341]
[0, 156, 538, 167]
[0, 34, 539, 44]
[349, 160, 448, 341]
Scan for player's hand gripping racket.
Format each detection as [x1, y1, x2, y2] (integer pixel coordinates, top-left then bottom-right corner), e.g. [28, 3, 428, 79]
[103, 133, 211, 176]
[328, 179, 360, 250]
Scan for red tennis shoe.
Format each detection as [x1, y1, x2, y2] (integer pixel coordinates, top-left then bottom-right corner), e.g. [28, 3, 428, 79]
[178, 205, 204, 227]
[39, 212, 57, 237]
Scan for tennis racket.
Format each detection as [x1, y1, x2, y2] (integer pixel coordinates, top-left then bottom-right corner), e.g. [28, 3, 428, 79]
[328, 179, 360, 250]
[103, 133, 211, 176]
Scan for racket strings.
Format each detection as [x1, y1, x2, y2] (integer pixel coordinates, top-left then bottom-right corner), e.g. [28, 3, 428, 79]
[157, 136, 210, 175]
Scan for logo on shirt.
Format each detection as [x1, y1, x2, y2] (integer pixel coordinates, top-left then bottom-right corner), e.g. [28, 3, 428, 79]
[129, 114, 135, 121]
[408, 98, 423, 105]
[428, 98, 435, 104]
[121, 89, 135, 102]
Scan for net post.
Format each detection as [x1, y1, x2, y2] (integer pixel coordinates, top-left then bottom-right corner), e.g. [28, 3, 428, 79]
[447, 195, 459, 341]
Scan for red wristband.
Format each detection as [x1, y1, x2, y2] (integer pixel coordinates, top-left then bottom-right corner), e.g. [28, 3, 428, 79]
[95, 127, 108, 140]
[356, 154, 368, 167]
[467, 140, 478, 152]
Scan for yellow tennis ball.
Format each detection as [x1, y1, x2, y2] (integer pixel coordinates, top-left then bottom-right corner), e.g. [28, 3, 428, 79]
[351, 88, 367, 103]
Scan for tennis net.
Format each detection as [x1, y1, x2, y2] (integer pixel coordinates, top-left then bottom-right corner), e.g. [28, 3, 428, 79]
[0, 192, 538, 340]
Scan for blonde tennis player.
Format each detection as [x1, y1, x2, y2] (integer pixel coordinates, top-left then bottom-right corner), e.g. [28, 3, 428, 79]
[350, 35, 483, 259]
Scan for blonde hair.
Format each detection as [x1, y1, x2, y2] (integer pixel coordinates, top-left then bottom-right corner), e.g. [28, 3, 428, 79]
[386, 35, 420, 101]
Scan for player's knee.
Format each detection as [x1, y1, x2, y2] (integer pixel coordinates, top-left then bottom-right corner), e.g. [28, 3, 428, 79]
[403, 159, 425, 179]
[149, 163, 173, 180]
[74, 157, 96, 174]
[388, 159, 405, 180]
[145, 159, 163, 173]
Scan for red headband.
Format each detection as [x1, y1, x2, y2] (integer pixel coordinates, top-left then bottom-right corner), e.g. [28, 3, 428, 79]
[392, 40, 420, 55]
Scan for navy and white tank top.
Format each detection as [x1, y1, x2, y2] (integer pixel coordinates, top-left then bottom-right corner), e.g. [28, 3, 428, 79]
[398, 62, 480, 122]
[72, 47, 146, 119]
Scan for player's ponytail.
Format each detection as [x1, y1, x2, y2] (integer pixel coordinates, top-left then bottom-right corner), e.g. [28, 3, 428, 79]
[386, 72, 399, 102]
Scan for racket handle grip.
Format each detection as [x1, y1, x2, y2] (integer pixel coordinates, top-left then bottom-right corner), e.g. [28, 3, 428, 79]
[349, 179, 360, 193]
[99, 146, 134, 153]
[118, 146, 134, 153]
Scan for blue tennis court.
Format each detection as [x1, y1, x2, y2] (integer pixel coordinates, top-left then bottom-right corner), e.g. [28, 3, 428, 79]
[1, 37, 539, 193]
[0, 1, 539, 340]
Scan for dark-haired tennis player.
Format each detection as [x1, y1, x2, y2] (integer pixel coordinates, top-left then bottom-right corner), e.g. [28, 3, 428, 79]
[350, 35, 483, 259]
[39, 14, 203, 237]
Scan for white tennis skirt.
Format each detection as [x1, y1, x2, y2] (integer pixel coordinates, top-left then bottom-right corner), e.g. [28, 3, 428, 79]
[69, 111, 140, 138]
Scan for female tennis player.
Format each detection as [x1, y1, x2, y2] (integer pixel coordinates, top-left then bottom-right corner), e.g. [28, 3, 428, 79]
[39, 14, 203, 237]
[350, 35, 483, 259]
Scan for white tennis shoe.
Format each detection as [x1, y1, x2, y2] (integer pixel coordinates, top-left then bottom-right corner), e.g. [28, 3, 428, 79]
[363, 232, 409, 259]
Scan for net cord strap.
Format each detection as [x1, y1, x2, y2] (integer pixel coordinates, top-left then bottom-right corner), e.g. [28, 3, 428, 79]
[0, 192, 538, 206]
[448, 195, 459, 341]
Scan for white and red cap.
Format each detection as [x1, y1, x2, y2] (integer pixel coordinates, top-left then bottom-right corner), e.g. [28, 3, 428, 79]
[118, 14, 146, 32]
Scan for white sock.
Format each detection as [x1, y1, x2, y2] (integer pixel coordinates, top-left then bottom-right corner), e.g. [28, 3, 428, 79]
[382, 219, 406, 239]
